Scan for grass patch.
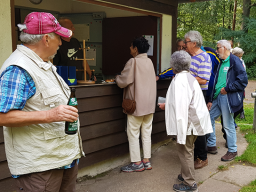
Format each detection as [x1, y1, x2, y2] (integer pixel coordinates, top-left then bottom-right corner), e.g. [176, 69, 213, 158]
[237, 103, 256, 191]
[240, 180, 256, 192]
[235, 103, 254, 125]
[236, 103, 256, 165]
[218, 165, 229, 171]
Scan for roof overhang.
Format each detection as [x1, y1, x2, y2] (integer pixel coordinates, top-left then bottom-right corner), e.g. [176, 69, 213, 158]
[178, 0, 212, 3]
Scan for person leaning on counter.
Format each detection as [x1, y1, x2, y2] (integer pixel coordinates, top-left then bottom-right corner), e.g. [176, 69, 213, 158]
[115, 36, 156, 172]
[53, 17, 95, 80]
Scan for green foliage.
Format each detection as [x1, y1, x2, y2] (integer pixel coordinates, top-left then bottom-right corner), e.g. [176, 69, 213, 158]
[216, 17, 256, 71]
[177, 0, 244, 46]
[240, 178, 256, 192]
[218, 165, 229, 171]
[236, 103, 256, 164]
[236, 103, 254, 124]
[178, 0, 256, 79]
[246, 65, 256, 79]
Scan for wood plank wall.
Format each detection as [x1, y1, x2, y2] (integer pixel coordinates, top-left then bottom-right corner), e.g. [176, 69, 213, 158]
[0, 80, 171, 191]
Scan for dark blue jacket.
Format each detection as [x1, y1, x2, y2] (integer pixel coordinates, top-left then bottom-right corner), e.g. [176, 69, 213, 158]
[209, 53, 248, 113]
[204, 47, 221, 98]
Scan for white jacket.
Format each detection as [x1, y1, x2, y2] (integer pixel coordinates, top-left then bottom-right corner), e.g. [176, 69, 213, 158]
[165, 71, 213, 144]
[0, 45, 84, 175]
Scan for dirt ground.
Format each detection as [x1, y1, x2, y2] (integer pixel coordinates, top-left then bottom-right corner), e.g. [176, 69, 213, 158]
[244, 80, 256, 104]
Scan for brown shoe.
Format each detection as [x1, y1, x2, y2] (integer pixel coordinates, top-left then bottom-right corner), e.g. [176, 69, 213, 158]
[221, 151, 237, 161]
[207, 146, 218, 154]
[194, 158, 208, 169]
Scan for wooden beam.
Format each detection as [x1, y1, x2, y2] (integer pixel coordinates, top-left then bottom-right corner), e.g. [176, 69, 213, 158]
[10, 0, 16, 52]
[76, 0, 162, 17]
[152, 0, 178, 6]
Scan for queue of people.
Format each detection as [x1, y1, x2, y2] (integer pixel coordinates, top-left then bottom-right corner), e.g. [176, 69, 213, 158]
[0, 11, 249, 192]
[155, 32, 247, 191]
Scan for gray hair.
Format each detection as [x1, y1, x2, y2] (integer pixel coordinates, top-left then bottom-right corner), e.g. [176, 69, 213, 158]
[232, 47, 244, 56]
[184, 31, 203, 47]
[170, 50, 191, 73]
[217, 40, 232, 51]
[19, 32, 55, 45]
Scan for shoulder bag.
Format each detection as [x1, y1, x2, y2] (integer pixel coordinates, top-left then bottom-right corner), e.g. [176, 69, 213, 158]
[122, 58, 136, 114]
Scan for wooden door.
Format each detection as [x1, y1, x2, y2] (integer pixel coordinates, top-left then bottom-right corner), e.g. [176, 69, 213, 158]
[102, 16, 158, 75]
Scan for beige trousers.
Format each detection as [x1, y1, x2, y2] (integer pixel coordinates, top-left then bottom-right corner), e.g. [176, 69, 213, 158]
[176, 135, 198, 186]
[127, 113, 154, 162]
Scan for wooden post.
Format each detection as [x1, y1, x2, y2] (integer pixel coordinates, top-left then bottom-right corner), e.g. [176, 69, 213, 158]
[251, 92, 256, 132]
[82, 40, 87, 81]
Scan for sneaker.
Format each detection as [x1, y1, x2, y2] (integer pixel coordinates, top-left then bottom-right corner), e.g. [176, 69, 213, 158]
[194, 158, 208, 169]
[177, 174, 184, 182]
[221, 151, 237, 161]
[142, 160, 152, 170]
[207, 146, 218, 154]
[173, 183, 198, 192]
[121, 162, 145, 172]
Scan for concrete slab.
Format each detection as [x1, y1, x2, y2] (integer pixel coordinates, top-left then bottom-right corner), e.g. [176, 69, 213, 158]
[198, 178, 241, 192]
[76, 123, 248, 192]
[212, 164, 256, 187]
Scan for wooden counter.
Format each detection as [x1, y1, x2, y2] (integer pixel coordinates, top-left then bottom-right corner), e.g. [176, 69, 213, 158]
[0, 79, 172, 191]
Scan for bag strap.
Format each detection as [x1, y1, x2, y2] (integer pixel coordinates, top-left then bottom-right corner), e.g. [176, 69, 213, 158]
[124, 58, 136, 100]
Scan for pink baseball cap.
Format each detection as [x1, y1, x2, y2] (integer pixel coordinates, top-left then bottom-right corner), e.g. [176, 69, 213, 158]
[19, 12, 72, 38]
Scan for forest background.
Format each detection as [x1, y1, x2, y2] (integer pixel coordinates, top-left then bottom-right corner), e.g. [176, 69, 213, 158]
[177, 0, 256, 78]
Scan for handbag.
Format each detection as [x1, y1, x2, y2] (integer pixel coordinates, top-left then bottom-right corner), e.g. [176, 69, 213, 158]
[122, 58, 136, 114]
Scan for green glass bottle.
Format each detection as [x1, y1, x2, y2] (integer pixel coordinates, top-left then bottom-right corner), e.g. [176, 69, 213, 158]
[65, 88, 78, 135]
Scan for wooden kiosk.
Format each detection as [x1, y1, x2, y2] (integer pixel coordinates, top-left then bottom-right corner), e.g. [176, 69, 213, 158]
[0, 0, 182, 190]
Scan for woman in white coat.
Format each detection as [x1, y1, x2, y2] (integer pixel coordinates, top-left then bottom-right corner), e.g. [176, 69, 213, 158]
[159, 50, 212, 192]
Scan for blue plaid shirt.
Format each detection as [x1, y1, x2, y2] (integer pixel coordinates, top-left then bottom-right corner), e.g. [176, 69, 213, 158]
[0, 65, 77, 178]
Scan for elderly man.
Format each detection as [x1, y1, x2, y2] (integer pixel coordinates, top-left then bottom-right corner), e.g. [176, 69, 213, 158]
[207, 40, 248, 161]
[159, 50, 212, 192]
[0, 12, 84, 191]
[184, 31, 212, 169]
[53, 17, 93, 80]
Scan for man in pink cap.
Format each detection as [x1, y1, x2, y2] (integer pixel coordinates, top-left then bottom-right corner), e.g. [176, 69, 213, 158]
[0, 12, 84, 192]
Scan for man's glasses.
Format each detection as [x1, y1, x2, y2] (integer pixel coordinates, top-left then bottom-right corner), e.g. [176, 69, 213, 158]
[184, 41, 192, 44]
[216, 46, 223, 50]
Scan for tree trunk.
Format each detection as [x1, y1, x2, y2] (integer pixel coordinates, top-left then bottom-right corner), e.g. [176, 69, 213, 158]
[242, 0, 251, 31]
[232, 0, 237, 30]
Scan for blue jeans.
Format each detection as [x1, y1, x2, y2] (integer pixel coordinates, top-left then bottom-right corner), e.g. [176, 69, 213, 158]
[207, 94, 237, 152]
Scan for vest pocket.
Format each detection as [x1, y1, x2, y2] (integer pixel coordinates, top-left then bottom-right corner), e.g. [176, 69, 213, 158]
[43, 122, 66, 140]
[41, 88, 62, 106]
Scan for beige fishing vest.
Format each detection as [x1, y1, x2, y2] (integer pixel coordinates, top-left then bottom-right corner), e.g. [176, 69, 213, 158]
[1, 45, 84, 175]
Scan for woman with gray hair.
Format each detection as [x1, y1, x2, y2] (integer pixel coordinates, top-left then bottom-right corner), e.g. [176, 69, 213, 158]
[159, 51, 212, 192]
[184, 30, 212, 169]
[232, 47, 246, 69]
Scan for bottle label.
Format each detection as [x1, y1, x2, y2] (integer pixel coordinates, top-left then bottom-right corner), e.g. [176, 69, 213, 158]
[69, 98, 78, 106]
[68, 120, 78, 132]
[68, 98, 78, 132]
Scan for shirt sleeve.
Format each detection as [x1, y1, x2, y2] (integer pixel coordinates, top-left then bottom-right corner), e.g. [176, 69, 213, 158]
[0, 66, 36, 113]
[196, 53, 212, 81]
[115, 59, 134, 88]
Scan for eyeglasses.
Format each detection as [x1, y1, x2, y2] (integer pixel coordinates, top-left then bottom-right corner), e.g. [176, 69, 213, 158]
[184, 41, 192, 44]
[216, 46, 223, 50]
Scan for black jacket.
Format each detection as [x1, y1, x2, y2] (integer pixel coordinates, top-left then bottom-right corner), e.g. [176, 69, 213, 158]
[209, 53, 248, 113]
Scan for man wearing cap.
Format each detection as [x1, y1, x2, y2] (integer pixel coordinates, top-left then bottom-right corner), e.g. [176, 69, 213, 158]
[53, 17, 93, 80]
[0, 12, 84, 192]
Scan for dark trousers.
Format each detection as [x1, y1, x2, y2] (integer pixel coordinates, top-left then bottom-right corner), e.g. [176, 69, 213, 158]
[194, 90, 208, 161]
